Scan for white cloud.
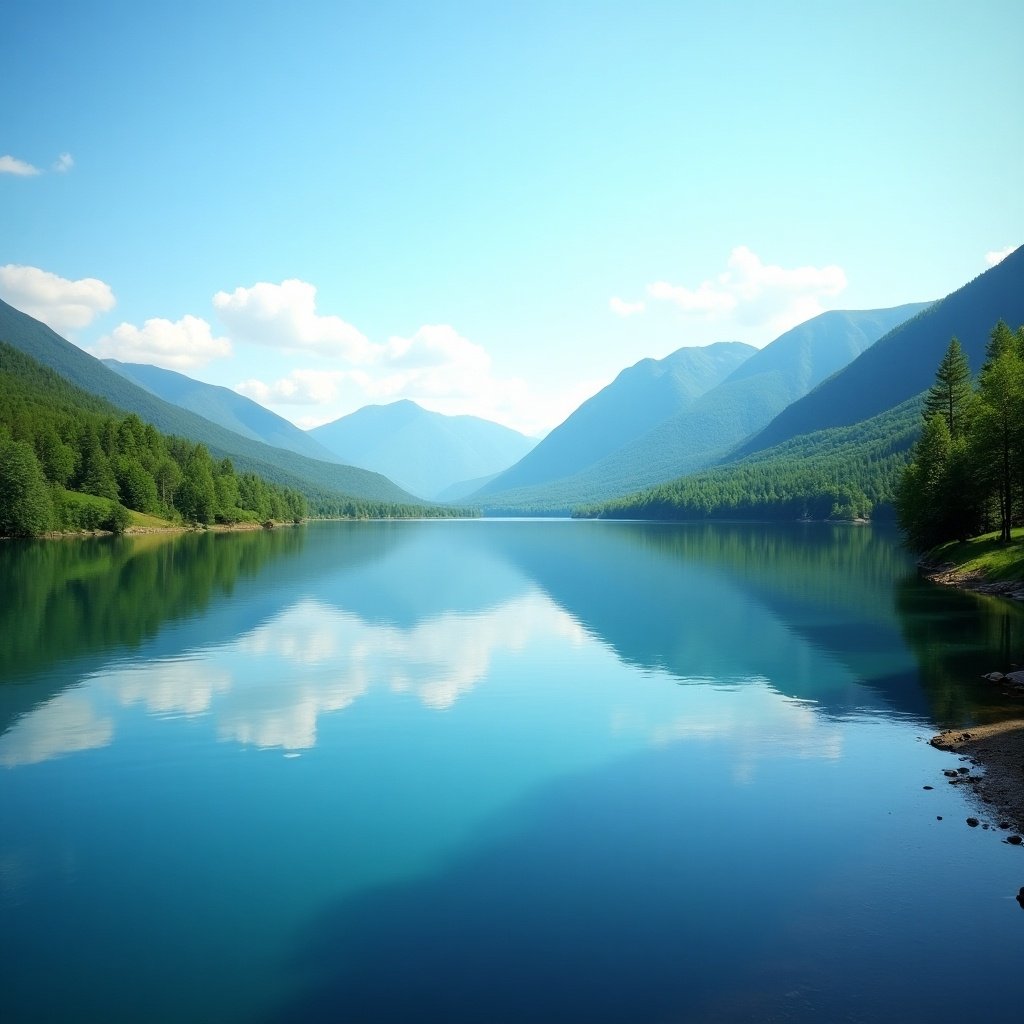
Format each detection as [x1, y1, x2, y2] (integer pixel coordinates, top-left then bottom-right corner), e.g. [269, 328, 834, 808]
[0, 154, 40, 176]
[52, 152, 74, 173]
[92, 314, 231, 369]
[0, 264, 116, 334]
[235, 369, 349, 405]
[984, 245, 1015, 267]
[641, 246, 848, 345]
[213, 278, 596, 434]
[609, 296, 646, 317]
[213, 279, 374, 361]
[647, 278, 737, 314]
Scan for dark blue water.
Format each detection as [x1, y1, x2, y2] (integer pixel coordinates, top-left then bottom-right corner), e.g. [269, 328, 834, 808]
[1, 520, 1021, 1022]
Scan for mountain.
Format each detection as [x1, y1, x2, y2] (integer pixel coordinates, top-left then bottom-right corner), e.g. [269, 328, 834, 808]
[738, 245, 1024, 456]
[103, 359, 342, 464]
[473, 341, 757, 499]
[0, 298, 419, 505]
[309, 400, 537, 499]
[472, 304, 928, 512]
[580, 246, 1024, 522]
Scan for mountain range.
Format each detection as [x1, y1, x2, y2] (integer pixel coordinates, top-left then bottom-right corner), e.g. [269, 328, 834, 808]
[1, 242, 1020, 524]
[474, 341, 756, 498]
[583, 243, 1024, 520]
[471, 302, 931, 511]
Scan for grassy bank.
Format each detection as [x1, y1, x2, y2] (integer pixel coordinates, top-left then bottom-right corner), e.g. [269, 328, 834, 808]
[928, 526, 1024, 584]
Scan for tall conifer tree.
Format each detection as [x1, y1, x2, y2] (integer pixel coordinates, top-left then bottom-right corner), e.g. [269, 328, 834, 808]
[923, 337, 972, 436]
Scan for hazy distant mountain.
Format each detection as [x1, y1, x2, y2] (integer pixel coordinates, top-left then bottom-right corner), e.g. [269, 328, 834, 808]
[473, 304, 927, 511]
[0, 298, 419, 505]
[738, 245, 1024, 456]
[473, 341, 757, 498]
[309, 400, 537, 499]
[104, 359, 341, 464]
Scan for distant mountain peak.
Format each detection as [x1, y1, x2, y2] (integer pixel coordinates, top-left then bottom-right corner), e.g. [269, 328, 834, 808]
[309, 402, 536, 499]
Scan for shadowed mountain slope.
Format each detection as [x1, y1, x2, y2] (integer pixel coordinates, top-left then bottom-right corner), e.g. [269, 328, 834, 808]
[738, 245, 1024, 457]
[474, 341, 756, 498]
[104, 359, 341, 464]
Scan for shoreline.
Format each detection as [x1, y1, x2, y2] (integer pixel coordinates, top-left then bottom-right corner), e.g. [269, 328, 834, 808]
[920, 562, 1024, 600]
[921, 563, 1024, 838]
[930, 721, 1024, 837]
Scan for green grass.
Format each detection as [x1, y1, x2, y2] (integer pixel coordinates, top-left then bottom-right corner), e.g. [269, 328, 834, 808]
[127, 509, 177, 529]
[930, 527, 1024, 582]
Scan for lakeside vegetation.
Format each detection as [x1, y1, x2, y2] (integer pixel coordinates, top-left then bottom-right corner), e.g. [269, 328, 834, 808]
[926, 528, 1024, 583]
[0, 342, 470, 538]
[895, 321, 1024, 557]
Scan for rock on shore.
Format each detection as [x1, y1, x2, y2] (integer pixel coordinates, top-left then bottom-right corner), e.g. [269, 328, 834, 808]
[931, 720, 1024, 834]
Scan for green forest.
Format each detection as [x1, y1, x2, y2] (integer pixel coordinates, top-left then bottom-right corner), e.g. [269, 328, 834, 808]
[895, 321, 1024, 551]
[574, 398, 920, 522]
[576, 319, 1024, 539]
[0, 342, 467, 538]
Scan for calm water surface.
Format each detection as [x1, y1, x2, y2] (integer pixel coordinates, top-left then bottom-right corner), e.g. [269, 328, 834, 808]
[1, 520, 1022, 1023]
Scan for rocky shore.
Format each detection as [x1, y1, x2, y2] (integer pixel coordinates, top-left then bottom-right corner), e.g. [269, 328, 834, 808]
[930, 720, 1024, 837]
[921, 564, 1024, 853]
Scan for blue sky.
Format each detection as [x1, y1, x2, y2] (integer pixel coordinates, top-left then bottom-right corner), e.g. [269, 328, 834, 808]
[2, 0, 1021, 435]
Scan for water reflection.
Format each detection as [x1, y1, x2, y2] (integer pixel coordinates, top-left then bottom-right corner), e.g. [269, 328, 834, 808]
[0, 690, 113, 766]
[3, 520, 1020, 768]
[1, 590, 588, 761]
[6, 521, 1023, 1024]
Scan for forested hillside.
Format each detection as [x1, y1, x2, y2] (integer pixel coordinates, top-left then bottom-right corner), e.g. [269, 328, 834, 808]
[0, 342, 305, 536]
[576, 397, 921, 522]
[0, 298, 419, 505]
[0, 344, 469, 537]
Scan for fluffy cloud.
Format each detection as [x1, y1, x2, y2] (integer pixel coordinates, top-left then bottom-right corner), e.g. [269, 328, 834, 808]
[53, 152, 74, 173]
[0, 264, 116, 334]
[0, 154, 40, 176]
[236, 369, 349, 405]
[609, 296, 646, 317]
[92, 314, 231, 369]
[213, 279, 374, 361]
[985, 245, 1015, 267]
[647, 278, 737, 315]
[641, 246, 848, 345]
[233, 317, 558, 432]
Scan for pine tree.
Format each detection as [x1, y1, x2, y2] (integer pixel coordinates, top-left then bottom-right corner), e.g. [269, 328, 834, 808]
[975, 334, 1024, 543]
[923, 337, 973, 437]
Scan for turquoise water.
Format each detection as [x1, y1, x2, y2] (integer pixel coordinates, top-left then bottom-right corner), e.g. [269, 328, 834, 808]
[1, 520, 1022, 1022]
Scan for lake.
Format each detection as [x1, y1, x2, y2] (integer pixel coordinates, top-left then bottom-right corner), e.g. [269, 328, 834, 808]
[1, 519, 1022, 1023]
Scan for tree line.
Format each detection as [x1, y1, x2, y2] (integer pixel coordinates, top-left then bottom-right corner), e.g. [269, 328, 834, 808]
[574, 398, 920, 523]
[895, 321, 1024, 551]
[0, 341, 306, 537]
